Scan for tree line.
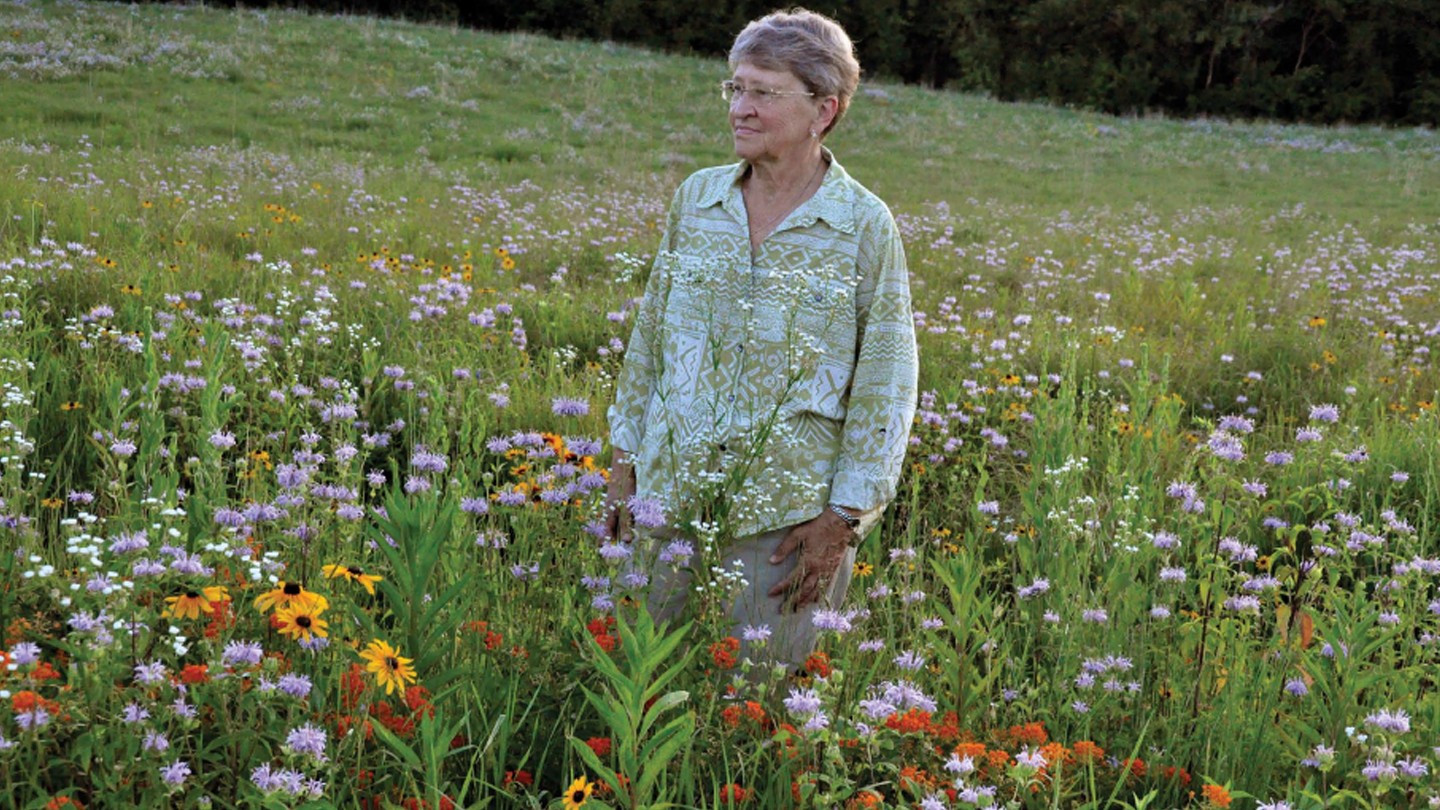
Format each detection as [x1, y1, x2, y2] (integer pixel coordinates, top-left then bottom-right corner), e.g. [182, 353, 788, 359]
[192, 0, 1439, 125]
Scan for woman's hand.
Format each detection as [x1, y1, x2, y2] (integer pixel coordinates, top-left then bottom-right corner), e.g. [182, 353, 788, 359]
[604, 450, 637, 543]
[767, 509, 855, 611]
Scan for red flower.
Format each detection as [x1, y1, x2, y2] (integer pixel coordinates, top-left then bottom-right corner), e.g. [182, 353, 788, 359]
[503, 769, 534, 789]
[718, 783, 749, 805]
[804, 650, 832, 677]
[885, 708, 932, 735]
[404, 685, 432, 715]
[710, 637, 740, 669]
[180, 664, 210, 684]
[341, 664, 368, 709]
[585, 736, 613, 757]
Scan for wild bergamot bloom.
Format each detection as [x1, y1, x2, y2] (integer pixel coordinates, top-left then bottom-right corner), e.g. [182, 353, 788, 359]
[164, 586, 229, 620]
[360, 640, 416, 695]
[274, 604, 329, 643]
[322, 564, 383, 595]
[562, 775, 593, 810]
[253, 581, 329, 615]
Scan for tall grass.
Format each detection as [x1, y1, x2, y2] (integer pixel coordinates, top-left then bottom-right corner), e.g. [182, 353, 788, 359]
[0, 1, 1439, 808]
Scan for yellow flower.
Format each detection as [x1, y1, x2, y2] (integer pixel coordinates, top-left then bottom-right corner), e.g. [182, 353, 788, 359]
[1308, 315, 1326, 328]
[562, 775, 593, 810]
[501, 256, 516, 271]
[852, 561, 874, 577]
[360, 639, 416, 695]
[323, 563, 383, 595]
[40, 497, 64, 509]
[59, 401, 82, 412]
[275, 604, 328, 642]
[164, 586, 229, 620]
[253, 581, 329, 615]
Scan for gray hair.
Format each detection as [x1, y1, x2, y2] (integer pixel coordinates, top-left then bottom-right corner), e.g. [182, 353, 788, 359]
[729, 8, 860, 138]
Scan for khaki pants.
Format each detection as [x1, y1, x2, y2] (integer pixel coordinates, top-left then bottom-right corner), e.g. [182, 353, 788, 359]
[641, 526, 857, 671]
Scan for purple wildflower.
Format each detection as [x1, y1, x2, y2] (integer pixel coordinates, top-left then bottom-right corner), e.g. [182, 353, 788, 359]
[551, 397, 590, 417]
[160, 760, 191, 787]
[285, 723, 328, 762]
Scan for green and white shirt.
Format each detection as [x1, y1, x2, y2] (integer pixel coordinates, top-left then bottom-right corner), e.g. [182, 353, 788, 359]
[609, 151, 918, 539]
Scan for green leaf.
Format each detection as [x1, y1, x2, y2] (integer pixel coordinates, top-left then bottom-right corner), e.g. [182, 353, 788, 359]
[638, 690, 689, 738]
[370, 716, 423, 770]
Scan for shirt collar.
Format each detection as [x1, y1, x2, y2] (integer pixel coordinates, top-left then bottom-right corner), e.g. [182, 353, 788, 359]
[697, 146, 857, 235]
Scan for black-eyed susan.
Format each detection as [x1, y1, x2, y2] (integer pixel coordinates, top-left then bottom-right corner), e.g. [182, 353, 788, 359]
[120, 284, 141, 296]
[97, 256, 116, 269]
[852, 561, 874, 577]
[40, 497, 64, 509]
[1308, 315, 1326, 328]
[359, 639, 416, 695]
[59, 401, 82, 412]
[323, 563, 382, 595]
[561, 776, 593, 810]
[141, 200, 153, 209]
[253, 581, 329, 615]
[501, 256, 516, 271]
[164, 586, 230, 620]
[275, 604, 329, 643]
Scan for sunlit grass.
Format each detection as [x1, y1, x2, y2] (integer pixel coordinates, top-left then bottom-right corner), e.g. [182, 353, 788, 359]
[0, 1, 1439, 808]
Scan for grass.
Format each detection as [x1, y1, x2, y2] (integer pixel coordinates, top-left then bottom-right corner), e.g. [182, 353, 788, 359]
[1, 1, 1440, 809]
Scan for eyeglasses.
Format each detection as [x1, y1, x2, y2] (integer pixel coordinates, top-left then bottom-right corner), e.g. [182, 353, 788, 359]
[720, 79, 815, 106]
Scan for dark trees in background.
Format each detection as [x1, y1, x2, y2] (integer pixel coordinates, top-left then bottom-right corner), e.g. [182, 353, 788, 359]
[179, 0, 1439, 124]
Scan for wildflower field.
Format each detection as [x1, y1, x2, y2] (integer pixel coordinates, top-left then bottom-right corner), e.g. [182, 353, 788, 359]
[3, 1, 1440, 808]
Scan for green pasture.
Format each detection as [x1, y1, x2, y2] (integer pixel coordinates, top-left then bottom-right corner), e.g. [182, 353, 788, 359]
[1, 1, 1439, 808]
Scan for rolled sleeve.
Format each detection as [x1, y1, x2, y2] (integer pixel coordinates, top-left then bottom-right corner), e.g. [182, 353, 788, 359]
[829, 210, 918, 513]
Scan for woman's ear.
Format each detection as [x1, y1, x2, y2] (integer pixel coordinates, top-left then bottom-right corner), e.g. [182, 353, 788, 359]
[815, 96, 840, 135]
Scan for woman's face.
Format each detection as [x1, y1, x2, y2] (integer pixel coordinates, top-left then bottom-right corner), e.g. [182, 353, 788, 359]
[728, 62, 824, 166]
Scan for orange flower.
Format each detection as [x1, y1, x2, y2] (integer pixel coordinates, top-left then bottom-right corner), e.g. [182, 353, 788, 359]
[1004, 721, 1049, 746]
[710, 637, 740, 669]
[718, 783, 749, 805]
[180, 664, 210, 684]
[804, 650, 832, 677]
[1072, 740, 1105, 764]
[1201, 784, 1232, 808]
[885, 708, 932, 735]
[585, 736, 612, 757]
[846, 790, 883, 809]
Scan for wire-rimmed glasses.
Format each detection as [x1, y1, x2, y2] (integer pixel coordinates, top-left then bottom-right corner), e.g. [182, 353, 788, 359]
[720, 79, 815, 106]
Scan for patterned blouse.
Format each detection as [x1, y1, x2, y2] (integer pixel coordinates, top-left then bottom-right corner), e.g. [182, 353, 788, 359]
[608, 151, 918, 539]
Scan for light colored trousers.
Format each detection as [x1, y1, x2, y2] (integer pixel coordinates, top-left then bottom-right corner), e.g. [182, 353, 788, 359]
[641, 526, 857, 670]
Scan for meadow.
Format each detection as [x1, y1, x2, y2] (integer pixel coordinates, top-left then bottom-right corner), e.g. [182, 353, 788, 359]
[2, 0, 1440, 808]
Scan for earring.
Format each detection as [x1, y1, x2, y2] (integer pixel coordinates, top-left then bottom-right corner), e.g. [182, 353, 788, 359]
[809, 129, 818, 139]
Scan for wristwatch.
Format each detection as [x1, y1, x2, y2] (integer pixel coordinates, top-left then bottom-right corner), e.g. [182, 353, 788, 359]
[828, 504, 863, 546]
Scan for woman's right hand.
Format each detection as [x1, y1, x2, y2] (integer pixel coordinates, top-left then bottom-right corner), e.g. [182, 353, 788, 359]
[604, 449, 637, 543]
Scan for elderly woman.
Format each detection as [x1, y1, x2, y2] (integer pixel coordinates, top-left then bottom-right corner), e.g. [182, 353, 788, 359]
[605, 8, 917, 668]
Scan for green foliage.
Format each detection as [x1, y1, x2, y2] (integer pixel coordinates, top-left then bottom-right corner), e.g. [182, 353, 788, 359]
[570, 609, 696, 809]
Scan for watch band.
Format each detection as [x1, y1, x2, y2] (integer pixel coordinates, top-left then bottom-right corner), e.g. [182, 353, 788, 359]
[829, 503, 860, 529]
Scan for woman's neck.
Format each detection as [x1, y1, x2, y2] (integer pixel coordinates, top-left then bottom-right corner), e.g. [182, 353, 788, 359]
[746, 147, 827, 200]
